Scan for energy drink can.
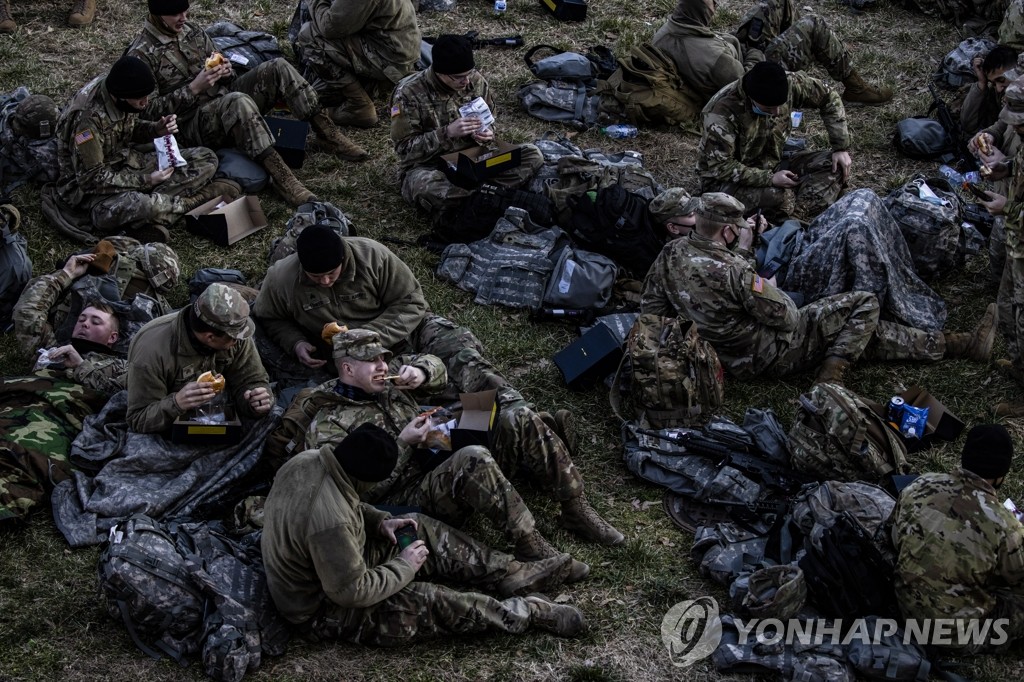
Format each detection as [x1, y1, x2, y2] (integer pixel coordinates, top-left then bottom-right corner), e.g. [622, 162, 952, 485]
[887, 396, 905, 424]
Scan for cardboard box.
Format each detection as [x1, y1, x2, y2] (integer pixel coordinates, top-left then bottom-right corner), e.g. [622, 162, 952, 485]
[451, 389, 498, 451]
[185, 195, 268, 247]
[539, 0, 587, 21]
[263, 115, 309, 169]
[171, 407, 242, 446]
[871, 385, 965, 453]
[440, 142, 524, 189]
[554, 323, 623, 390]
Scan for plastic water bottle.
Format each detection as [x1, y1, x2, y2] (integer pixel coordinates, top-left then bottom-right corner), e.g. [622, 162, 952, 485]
[494, 0, 506, 15]
[938, 164, 965, 185]
[601, 124, 638, 139]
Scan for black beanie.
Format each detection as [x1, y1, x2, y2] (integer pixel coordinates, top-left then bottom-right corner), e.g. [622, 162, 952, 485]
[432, 34, 475, 75]
[106, 56, 157, 99]
[148, 0, 189, 14]
[334, 423, 399, 483]
[743, 61, 789, 107]
[296, 225, 345, 274]
[961, 424, 1014, 479]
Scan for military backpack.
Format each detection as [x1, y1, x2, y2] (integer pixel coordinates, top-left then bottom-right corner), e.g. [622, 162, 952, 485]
[0, 203, 30, 331]
[788, 382, 911, 483]
[517, 45, 601, 129]
[206, 22, 283, 76]
[268, 200, 356, 265]
[884, 175, 965, 280]
[565, 183, 664, 279]
[933, 37, 997, 90]
[595, 44, 701, 127]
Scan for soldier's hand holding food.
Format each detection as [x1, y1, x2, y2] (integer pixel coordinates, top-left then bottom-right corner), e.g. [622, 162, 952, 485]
[148, 166, 175, 187]
[174, 380, 217, 410]
[189, 62, 231, 95]
[472, 125, 494, 144]
[390, 365, 427, 390]
[398, 413, 431, 446]
[446, 116, 484, 139]
[62, 252, 95, 279]
[157, 114, 178, 136]
[48, 344, 83, 369]
[980, 191, 1007, 216]
[245, 386, 272, 415]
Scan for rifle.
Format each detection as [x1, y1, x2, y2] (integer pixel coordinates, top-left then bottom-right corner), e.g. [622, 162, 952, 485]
[928, 82, 977, 171]
[464, 31, 524, 48]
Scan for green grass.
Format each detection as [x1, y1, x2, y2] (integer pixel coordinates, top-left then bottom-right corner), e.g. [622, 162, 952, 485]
[1, 0, 1023, 679]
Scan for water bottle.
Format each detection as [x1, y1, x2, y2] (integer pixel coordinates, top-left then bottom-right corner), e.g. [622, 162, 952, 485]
[601, 124, 638, 139]
[494, 0, 506, 15]
[938, 164, 965, 185]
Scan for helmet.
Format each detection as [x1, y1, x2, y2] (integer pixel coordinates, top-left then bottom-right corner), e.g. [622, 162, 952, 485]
[741, 564, 807, 621]
[131, 242, 180, 293]
[11, 95, 59, 140]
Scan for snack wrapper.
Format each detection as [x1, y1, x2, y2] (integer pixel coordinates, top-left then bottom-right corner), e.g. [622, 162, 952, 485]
[899, 404, 929, 439]
[154, 134, 188, 170]
[1004, 498, 1024, 523]
[424, 407, 456, 451]
[458, 97, 494, 132]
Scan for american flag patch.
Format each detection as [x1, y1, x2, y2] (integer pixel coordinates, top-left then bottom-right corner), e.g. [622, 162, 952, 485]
[390, 104, 401, 118]
[751, 275, 764, 293]
[74, 129, 94, 145]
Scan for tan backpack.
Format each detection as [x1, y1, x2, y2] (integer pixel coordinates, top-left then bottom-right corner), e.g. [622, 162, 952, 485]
[595, 44, 702, 127]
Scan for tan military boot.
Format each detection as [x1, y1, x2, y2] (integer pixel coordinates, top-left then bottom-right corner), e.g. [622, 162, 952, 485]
[514, 530, 590, 583]
[559, 493, 625, 546]
[67, 0, 95, 27]
[181, 178, 243, 212]
[814, 356, 850, 387]
[943, 303, 997, 361]
[497, 553, 573, 598]
[841, 69, 893, 106]
[308, 111, 369, 161]
[0, 0, 16, 33]
[260, 149, 316, 207]
[525, 594, 587, 637]
[328, 75, 378, 128]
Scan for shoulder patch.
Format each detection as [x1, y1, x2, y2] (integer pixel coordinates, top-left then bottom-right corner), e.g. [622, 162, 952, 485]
[390, 103, 401, 118]
[751, 274, 764, 293]
[74, 129, 94, 145]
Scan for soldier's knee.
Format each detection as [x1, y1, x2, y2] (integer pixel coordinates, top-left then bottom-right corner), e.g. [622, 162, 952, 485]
[221, 91, 261, 119]
[450, 445, 497, 470]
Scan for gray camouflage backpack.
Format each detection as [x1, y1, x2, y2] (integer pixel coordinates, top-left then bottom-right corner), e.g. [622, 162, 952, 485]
[0, 203, 30, 331]
[268, 200, 356, 265]
[884, 175, 965, 280]
[934, 37, 997, 89]
[518, 45, 601, 129]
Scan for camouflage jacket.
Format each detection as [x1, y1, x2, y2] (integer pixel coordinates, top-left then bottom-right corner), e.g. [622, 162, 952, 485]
[1004, 143, 1024, 259]
[390, 68, 495, 172]
[960, 83, 1002, 139]
[696, 70, 850, 188]
[640, 232, 798, 377]
[252, 240, 429, 356]
[126, 19, 218, 123]
[891, 468, 1024, 624]
[125, 310, 272, 433]
[55, 76, 166, 208]
[302, 353, 448, 501]
[1000, 0, 1024, 51]
[261, 444, 412, 623]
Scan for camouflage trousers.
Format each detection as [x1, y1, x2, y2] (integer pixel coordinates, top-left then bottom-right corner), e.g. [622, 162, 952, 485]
[311, 513, 530, 645]
[704, 150, 844, 223]
[379, 446, 536, 542]
[401, 145, 545, 216]
[1000, 0, 1024, 50]
[300, 32, 416, 103]
[997, 256, 1024, 371]
[84, 147, 217, 232]
[764, 14, 853, 82]
[449, 348, 584, 502]
[990, 216, 1007, 288]
[179, 59, 320, 159]
[763, 291, 944, 377]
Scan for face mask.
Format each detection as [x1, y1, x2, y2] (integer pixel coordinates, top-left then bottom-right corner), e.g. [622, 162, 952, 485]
[751, 103, 776, 117]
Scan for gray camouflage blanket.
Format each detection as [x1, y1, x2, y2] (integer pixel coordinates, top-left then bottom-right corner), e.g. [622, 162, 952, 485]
[783, 189, 948, 332]
[52, 390, 280, 547]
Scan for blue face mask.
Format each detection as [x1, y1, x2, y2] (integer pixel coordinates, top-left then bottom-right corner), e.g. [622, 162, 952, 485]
[751, 103, 775, 117]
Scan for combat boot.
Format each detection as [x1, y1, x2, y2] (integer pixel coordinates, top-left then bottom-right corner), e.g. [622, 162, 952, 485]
[943, 303, 997, 361]
[559, 493, 625, 546]
[132, 224, 170, 243]
[538, 409, 578, 457]
[841, 69, 893, 106]
[181, 178, 243, 212]
[514, 530, 590, 583]
[308, 111, 369, 161]
[525, 595, 587, 637]
[814, 356, 850, 387]
[328, 75, 378, 128]
[260, 149, 316, 207]
[995, 358, 1024, 386]
[67, 0, 95, 27]
[0, 0, 15, 33]
[497, 553, 573, 598]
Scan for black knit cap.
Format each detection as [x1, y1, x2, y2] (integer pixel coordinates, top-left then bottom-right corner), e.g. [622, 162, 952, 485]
[432, 34, 475, 75]
[296, 225, 345, 274]
[334, 423, 399, 483]
[743, 61, 789, 107]
[106, 56, 157, 99]
[148, 0, 189, 14]
[961, 424, 1014, 479]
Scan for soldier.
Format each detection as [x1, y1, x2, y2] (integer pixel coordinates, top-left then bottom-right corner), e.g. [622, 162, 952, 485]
[652, 0, 890, 106]
[0, 0, 95, 33]
[640, 192, 997, 384]
[648, 187, 699, 238]
[390, 34, 544, 217]
[293, 329, 620, 565]
[697, 61, 851, 222]
[125, 282, 273, 433]
[126, 0, 367, 209]
[13, 240, 178, 395]
[891, 424, 1024, 652]
[262, 424, 586, 644]
[962, 45, 1018, 137]
[295, 0, 421, 128]
[49, 56, 238, 243]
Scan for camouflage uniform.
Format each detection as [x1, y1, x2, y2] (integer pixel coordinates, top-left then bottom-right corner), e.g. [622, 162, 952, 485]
[0, 88, 59, 194]
[127, 19, 320, 160]
[653, 0, 854, 104]
[262, 444, 533, 643]
[390, 68, 544, 215]
[1001, 0, 1024, 51]
[697, 70, 850, 221]
[978, 117, 1019, 286]
[53, 75, 217, 235]
[996, 83, 1024, 376]
[640, 232, 946, 379]
[296, 0, 422, 99]
[891, 468, 1024, 651]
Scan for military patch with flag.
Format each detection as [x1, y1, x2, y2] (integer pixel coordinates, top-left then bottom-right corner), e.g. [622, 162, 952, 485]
[74, 129, 94, 145]
[752, 275, 764, 293]
[390, 104, 401, 118]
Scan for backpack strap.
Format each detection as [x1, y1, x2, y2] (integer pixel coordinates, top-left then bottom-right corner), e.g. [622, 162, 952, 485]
[524, 44, 562, 69]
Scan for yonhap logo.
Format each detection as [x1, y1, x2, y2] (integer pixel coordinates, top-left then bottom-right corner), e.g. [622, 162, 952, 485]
[661, 596, 723, 667]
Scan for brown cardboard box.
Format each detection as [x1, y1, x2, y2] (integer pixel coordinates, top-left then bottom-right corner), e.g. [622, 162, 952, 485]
[440, 142, 524, 187]
[451, 390, 498, 451]
[871, 385, 965, 453]
[185, 195, 268, 247]
[171, 407, 242, 446]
